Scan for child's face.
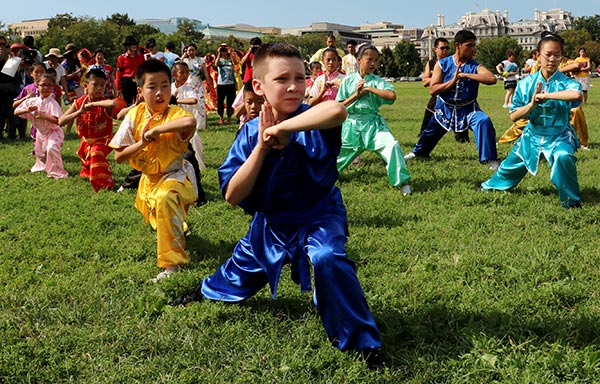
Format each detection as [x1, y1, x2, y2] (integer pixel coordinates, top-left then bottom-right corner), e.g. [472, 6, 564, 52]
[138, 71, 171, 114]
[30, 66, 46, 82]
[95, 52, 105, 63]
[174, 67, 189, 85]
[253, 57, 305, 119]
[539, 40, 562, 74]
[310, 64, 322, 77]
[244, 90, 265, 120]
[323, 51, 339, 73]
[85, 75, 107, 100]
[358, 50, 379, 75]
[37, 78, 54, 98]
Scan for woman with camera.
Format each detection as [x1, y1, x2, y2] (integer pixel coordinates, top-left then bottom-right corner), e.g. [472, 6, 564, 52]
[214, 44, 239, 125]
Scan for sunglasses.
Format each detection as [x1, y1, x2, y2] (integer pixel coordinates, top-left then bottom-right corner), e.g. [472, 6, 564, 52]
[438, 46, 450, 51]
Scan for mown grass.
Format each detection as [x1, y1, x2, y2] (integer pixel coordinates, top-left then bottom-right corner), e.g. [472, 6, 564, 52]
[1, 79, 600, 383]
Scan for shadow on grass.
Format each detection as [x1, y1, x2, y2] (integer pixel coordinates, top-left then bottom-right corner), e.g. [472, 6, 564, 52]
[376, 303, 600, 374]
[187, 234, 237, 264]
[480, 185, 600, 206]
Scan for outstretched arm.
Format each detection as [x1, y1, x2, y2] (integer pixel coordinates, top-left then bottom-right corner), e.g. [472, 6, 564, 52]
[263, 100, 347, 149]
[114, 116, 196, 163]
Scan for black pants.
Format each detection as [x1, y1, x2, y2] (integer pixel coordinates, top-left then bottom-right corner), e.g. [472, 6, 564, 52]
[217, 84, 236, 118]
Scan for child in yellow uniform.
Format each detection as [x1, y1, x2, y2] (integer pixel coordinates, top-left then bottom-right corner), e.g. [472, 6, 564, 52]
[109, 59, 198, 282]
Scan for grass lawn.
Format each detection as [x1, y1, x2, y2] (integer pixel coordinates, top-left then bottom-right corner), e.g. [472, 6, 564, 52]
[1, 79, 600, 383]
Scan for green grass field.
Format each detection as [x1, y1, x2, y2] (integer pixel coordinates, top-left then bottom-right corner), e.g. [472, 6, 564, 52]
[2, 80, 600, 383]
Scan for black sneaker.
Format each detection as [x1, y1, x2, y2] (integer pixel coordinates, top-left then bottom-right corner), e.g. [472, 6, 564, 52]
[359, 347, 385, 371]
[170, 286, 203, 306]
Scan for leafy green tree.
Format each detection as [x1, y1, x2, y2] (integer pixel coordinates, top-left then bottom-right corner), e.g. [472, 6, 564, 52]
[560, 29, 591, 59]
[393, 41, 421, 77]
[379, 46, 399, 77]
[475, 36, 521, 72]
[106, 13, 136, 28]
[262, 33, 327, 62]
[574, 15, 600, 42]
[47, 13, 79, 30]
[176, 19, 204, 44]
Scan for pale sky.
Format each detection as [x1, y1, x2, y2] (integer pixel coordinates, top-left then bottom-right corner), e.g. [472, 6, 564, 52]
[3, 0, 599, 29]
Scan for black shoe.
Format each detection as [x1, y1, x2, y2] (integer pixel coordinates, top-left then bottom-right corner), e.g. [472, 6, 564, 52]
[568, 201, 582, 209]
[359, 347, 385, 371]
[170, 286, 203, 306]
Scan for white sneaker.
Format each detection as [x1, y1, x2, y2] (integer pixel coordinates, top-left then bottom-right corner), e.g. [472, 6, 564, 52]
[502, 104, 510, 109]
[488, 160, 499, 171]
[151, 266, 179, 283]
[402, 184, 412, 196]
[581, 145, 590, 151]
[116, 186, 125, 193]
[404, 152, 416, 161]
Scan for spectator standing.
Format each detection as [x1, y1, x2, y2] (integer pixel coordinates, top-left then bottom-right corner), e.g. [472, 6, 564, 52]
[240, 37, 262, 84]
[163, 42, 180, 69]
[89, 49, 115, 99]
[574, 47, 591, 103]
[496, 50, 519, 108]
[341, 40, 359, 75]
[116, 36, 145, 106]
[146, 38, 165, 62]
[214, 44, 238, 124]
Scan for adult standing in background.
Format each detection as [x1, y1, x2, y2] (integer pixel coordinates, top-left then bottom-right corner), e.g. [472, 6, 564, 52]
[116, 36, 145, 106]
[496, 50, 519, 109]
[341, 39, 359, 75]
[61, 43, 84, 102]
[163, 42, 180, 69]
[43, 48, 69, 107]
[0, 35, 17, 140]
[146, 38, 165, 62]
[310, 35, 346, 66]
[523, 50, 538, 75]
[574, 47, 590, 103]
[181, 43, 212, 96]
[214, 43, 238, 125]
[23, 36, 42, 63]
[239, 37, 262, 84]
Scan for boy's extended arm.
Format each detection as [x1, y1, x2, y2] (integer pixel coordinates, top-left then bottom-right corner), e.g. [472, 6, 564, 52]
[263, 100, 347, 149]
[176, 97, 198, 105]
[59, 99, 116, 126]
[225, 101, 347, 206]
[58, 103, 80, 126]
[114, 115, 196, 163]
[142, 116, 196, 141]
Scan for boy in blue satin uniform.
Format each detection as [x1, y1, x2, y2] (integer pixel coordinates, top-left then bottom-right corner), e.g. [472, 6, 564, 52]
[172, 42, 383, 367]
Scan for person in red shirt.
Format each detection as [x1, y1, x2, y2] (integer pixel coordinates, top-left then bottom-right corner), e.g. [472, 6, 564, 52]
[115, 36, 145, 106]
[239, 37, 262, 84]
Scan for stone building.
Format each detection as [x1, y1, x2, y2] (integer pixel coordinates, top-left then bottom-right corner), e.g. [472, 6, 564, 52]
[420, 8, 574, 59]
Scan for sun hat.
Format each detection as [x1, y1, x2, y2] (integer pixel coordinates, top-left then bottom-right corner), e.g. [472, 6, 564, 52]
[45, 48, 63, 59]
[63, 43, 77, 55]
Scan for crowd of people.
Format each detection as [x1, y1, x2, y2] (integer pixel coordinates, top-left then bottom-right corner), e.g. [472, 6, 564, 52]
[0, 29, 592, 369]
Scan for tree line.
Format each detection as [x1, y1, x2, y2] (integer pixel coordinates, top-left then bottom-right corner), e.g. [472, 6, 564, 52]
[1, 13, 599, 78]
